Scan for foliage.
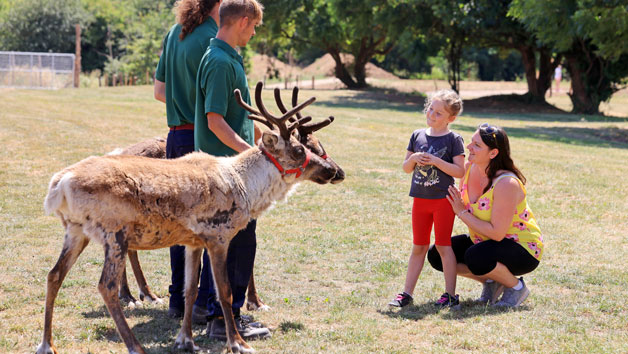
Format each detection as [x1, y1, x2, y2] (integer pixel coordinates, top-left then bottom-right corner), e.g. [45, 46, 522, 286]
[510, 0, 628, 113]
[261, 0, 420, 89]
[0, 0, 89, 53]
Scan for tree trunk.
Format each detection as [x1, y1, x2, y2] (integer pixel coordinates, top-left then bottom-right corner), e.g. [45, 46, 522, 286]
[329, 49, 359, 89]
[447, 40, 462, 93]
[353, 51, 369, 89]
[519, 45, 539, 98]
[565, 54, 599, 114]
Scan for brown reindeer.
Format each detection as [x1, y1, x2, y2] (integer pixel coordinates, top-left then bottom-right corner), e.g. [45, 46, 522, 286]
[114, 84, 345, 313]
[36, 83, 343, 354]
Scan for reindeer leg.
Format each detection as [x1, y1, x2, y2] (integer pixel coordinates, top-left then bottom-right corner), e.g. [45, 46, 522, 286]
[118, 261, 141, 308]
[98, 229, 145, 354]
[128, 250, 162, 304]
[37, 223, 89, 354]
[174, 247, 202, 351]
[206, 242, 253, 354]
[246, 272, 270, 312]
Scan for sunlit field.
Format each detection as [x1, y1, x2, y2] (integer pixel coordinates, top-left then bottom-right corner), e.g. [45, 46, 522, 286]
[1, 85, 627, 353]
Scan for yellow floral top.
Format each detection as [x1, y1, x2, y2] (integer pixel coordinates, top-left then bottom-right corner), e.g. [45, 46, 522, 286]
[460, 166, 544, 260]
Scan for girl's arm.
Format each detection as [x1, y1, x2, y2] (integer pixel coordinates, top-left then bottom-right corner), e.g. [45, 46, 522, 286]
[446, 177, 523, 241]
[403, 150, 420, 173]
[425, 154, 465, 178]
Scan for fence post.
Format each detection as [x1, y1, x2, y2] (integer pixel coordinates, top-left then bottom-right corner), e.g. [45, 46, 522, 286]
[312, 76, 315, 90]
[74, 24, 81, 88]
[284, 76, 288, 89]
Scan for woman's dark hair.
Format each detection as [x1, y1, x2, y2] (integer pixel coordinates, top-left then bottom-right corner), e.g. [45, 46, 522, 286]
[478, 124, 526, 194]
[175, 0, 220, 40]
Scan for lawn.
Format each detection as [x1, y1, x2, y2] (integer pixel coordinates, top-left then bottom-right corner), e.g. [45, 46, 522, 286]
[1, 85, 627, 353]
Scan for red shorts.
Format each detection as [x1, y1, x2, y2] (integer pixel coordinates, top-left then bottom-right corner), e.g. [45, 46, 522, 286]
[412, 197, 455, 246]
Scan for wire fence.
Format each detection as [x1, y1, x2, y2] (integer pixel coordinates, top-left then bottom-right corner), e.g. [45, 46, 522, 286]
[0, 51, 75, 90]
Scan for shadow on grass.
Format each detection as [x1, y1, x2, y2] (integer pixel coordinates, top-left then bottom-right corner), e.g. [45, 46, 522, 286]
[465, 111, 628, 123]
[82, 306, 226, 353]
[454, 124, 628, 149]
[379, 299, 531, 321]
[316, 88, 426, 113]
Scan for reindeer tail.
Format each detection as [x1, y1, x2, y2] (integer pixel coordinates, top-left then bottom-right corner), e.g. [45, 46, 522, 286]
[44, 171, 73, 215]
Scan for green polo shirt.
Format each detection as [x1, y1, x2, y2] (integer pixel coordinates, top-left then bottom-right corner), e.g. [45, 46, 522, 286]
[194, 38, 254, 156]
[155, 18, 218, 127]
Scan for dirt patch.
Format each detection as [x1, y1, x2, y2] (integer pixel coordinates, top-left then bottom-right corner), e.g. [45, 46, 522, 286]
[463, 94, 568, 114]
[302, 53, 398, 80]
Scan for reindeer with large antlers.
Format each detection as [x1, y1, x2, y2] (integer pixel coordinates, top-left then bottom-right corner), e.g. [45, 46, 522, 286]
[113, 84, 344, 313]
[37, 83, 343, 354]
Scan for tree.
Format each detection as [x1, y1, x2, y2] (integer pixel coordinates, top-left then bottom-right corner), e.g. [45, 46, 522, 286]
[261, 0, 419, 89]
[0, 0, 88, 53]
[510, 0, 628, 114]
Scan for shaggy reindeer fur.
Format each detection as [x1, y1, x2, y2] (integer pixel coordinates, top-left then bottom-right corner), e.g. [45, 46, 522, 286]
[38, 127, 340, 354]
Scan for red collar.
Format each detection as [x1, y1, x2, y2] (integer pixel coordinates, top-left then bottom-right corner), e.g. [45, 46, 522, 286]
[260, 147, 311, 178]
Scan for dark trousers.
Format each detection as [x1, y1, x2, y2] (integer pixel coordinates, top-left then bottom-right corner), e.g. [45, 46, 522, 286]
[166, 129, 212, 310]
[428, 234, 539, 276]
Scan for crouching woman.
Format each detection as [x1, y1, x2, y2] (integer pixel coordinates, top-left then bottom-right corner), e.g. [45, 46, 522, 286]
[427, 123, 544, 307]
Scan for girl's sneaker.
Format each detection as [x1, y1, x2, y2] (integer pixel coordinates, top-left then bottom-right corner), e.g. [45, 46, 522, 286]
[435, 292, 460, 309]
[388, 292, 413, 307]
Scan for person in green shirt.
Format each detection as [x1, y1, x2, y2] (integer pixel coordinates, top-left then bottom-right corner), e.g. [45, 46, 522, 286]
[194, 0, 268, 340]
[153, 0, 220, 323]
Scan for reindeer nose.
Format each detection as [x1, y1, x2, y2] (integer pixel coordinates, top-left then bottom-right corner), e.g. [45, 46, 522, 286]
[331, 168, 345, 184]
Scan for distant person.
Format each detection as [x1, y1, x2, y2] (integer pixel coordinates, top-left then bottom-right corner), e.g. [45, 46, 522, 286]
[554, 64, 562, 93]
[153, 0, 221, 323]
[388, 90, 465, 309]
[428, 123, 544, 307]
[194, 0, 268, 340]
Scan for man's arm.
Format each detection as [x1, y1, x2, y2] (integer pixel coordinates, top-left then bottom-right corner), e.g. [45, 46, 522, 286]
[154, 79, 166, 103]
[207, 112, 252, 153]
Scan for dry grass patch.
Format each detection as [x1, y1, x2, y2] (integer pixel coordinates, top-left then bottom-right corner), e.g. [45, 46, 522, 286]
[1, 86, 627, 353]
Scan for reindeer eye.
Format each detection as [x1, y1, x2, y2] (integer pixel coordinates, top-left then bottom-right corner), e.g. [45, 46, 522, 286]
[296, 146, 305, 155]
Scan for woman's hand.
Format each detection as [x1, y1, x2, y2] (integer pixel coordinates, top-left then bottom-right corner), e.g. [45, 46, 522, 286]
[446, 185, 466, 216]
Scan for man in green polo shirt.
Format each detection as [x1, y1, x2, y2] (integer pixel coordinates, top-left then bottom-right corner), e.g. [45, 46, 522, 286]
[153, 0, 220, 324]
[194, 0, 268, 340]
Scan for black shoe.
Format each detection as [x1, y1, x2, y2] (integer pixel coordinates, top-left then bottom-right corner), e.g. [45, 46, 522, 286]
[388, 292, 413, 307]
[168, 306, 183, 319]
[240, 314, 263, 328]
[434, 292, 460, 309]
[192, 304, 210, 324]
[208, 316, 271, 341]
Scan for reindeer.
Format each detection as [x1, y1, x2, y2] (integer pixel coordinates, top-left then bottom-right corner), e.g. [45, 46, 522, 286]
[113, 85, 345, 312]
[36, 83, 343, 354]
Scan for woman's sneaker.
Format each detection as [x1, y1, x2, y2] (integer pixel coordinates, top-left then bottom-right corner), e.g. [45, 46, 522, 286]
[388, 292, 413, 307]
[494, 277, 530, 308]
[477, 281, 505, 304]
[434, 293, 460, 309]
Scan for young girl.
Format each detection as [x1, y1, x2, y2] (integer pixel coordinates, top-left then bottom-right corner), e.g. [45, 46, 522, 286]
[389, 90, 465, 308]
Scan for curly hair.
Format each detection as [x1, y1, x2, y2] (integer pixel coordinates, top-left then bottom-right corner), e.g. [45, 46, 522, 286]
[175, 0, 220, 40]
[423, 89, 463, 116]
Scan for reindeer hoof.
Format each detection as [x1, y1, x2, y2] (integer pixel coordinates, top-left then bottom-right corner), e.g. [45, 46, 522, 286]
[36, 342, 58, 354]
[229, 342, 255, 353]
[139, 292, 163, 304]
[175, 339, 199, 352]
[246, 301, 271, 312]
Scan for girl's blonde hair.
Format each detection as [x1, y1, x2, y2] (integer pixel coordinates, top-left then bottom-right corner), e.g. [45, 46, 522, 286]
[423, 89, 463, 116]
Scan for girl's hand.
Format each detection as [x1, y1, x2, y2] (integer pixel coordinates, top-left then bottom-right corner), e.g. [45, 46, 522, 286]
[412, 152, 426, 166]
[418, 153, 441, 166]
[446, 185, 466, 215]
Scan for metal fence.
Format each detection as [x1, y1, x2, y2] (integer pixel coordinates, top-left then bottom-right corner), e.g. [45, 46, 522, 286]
[0, 51, 75, 90]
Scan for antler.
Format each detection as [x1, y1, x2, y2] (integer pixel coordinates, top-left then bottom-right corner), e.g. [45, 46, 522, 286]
[235, 81, 315, 139]
[274, 86, 335, 136]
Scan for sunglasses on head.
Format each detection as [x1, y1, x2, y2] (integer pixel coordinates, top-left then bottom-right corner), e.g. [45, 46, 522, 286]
[479, 122, 498, 142]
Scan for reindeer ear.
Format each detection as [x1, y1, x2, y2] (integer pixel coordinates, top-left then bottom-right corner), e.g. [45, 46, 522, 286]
[262, 130, 284, 153]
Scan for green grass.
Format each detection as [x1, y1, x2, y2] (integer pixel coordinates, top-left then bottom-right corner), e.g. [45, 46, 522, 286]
[1, 86, 628, 353]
